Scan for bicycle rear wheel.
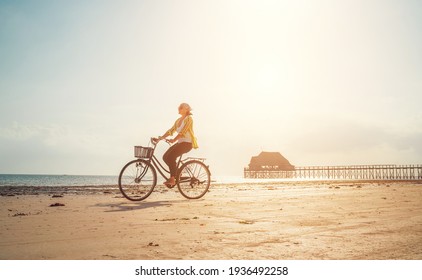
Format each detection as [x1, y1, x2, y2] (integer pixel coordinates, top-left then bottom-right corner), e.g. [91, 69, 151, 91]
[118, 159, 157, 201]
[177, 160, 211, 199]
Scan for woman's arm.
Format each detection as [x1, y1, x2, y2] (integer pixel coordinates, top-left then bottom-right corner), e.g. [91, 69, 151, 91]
[158, 132, 170, 140]
[168, 116, 192, 143]
[179, 116, 193, 136]
[169, 133, 182, 143]
[159, 120, 178, 140]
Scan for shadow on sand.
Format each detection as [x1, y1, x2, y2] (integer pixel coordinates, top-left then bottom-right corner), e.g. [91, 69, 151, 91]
[93, 200, 186, 212]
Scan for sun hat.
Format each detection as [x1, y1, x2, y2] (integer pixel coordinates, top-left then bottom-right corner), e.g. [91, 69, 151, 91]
[179, 103, 192, 112]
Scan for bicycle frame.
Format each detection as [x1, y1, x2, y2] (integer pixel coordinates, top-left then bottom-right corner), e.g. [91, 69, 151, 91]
[144, 139, 183, 181]
[150, 154, 183, 181]
[119, 139, 211, 201]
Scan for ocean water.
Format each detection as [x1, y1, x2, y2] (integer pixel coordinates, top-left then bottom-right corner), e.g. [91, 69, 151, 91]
[0, 174, 118, 187]
[0, 174, 295, 187]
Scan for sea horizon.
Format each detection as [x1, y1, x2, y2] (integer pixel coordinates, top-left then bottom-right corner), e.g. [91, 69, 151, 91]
[0, 173, 248, 187]
[0, 173, 310, 187]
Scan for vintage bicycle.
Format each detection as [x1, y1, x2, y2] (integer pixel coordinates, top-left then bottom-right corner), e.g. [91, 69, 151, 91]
[118, 138, 211, 201]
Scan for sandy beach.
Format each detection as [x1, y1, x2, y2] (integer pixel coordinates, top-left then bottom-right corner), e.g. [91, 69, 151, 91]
[1, 181, 421, 260]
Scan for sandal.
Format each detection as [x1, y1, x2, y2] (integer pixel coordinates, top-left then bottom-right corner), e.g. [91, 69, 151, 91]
[164, 180, 176, 188]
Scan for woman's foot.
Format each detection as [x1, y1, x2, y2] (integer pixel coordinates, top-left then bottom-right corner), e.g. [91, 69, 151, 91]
[164, 177, 176, 188]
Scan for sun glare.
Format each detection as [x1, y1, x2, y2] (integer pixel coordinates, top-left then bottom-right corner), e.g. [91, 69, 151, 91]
[253, 65, 282, 92]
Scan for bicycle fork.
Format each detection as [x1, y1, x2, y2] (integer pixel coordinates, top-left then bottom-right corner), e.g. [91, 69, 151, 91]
[135, 161, 150, 183]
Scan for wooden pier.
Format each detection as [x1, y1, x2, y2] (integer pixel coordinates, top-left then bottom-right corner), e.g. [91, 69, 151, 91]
[244, 164, 422, 180]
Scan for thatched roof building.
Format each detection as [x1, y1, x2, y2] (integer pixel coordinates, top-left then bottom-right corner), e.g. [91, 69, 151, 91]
[248, 151, 295, 171]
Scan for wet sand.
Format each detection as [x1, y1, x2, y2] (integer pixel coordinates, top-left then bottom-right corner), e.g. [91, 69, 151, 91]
[1, 181, 421, 259]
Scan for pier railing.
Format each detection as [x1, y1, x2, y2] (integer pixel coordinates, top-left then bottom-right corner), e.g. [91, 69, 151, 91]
[244, 165, 422, 180]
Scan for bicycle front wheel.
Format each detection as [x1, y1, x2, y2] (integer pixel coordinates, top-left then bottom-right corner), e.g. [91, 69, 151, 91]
[118, 159, 157, 201]
[177, 160, 211, 199]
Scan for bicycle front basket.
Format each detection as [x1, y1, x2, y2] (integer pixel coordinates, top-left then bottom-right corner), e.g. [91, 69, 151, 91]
[134, 146, 153, 158]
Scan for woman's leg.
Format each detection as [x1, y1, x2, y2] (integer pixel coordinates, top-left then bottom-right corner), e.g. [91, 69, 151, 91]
[163, 142, 193, 180]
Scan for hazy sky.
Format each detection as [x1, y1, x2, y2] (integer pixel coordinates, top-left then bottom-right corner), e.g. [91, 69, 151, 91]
[1, 0, 421, 176]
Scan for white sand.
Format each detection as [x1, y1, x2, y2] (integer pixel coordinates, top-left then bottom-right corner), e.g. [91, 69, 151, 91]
[1, 181, 421, 259]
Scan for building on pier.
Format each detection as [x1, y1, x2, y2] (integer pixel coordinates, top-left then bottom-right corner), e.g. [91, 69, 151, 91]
[245, 151, 295, 178]
[244, 152, 422, 180]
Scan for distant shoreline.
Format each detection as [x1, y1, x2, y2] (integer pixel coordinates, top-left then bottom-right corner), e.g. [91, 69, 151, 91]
[0, 185, 119, 196]
[1, 180, 421, 196]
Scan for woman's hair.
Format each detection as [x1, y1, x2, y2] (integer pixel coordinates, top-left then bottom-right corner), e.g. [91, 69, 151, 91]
[180, 103, 193, 115]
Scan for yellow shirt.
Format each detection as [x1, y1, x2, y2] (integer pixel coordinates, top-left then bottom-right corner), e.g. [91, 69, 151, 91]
[166, 115, 198, 149]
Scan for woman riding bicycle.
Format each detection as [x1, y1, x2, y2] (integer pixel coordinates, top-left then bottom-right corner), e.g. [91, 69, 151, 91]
[156, 103, 198, 187]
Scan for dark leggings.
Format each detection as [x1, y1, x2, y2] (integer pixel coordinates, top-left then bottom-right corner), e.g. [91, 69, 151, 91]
[163, 142, 193, 177]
